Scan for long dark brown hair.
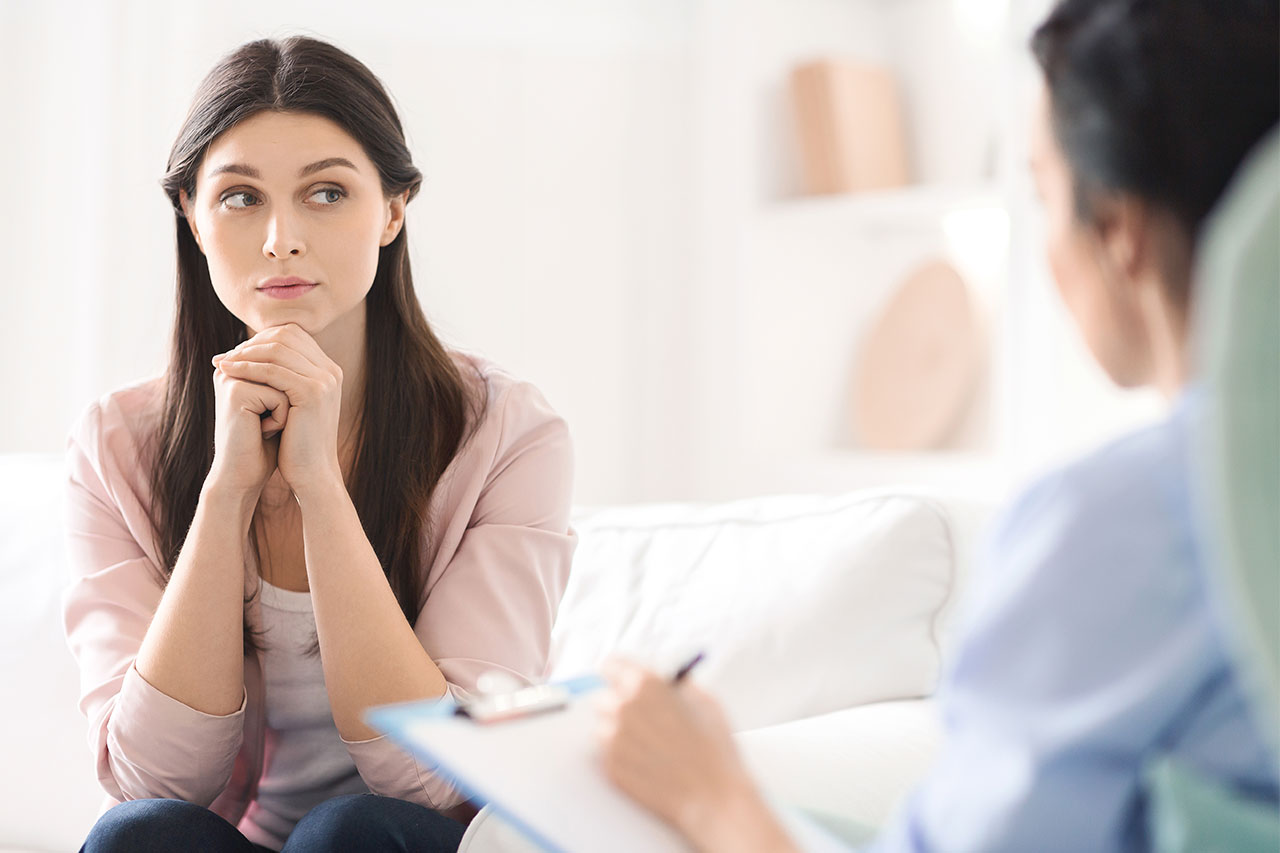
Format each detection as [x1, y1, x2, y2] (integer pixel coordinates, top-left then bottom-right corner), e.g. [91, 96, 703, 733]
[153, 36, 476, 626]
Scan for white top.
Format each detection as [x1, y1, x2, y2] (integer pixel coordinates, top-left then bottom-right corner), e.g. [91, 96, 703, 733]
[238, 578, 369, 850]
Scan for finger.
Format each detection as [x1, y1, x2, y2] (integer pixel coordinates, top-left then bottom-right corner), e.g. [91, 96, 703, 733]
[593, 711, 619, 747]
[247, 323, 329, 370]
[598, 741, 627, 787]
[600, 658, 645, 689]
[222, 373, 291, 433]
[591, 689, 621, 717]
[606, 741, 670, 800]
[687, 683, 722, 713]
[218, 359, 318, 402]
[235, 331, 320, 371]
[244, 386, 289, 434]
[260, 397, 290, 436]
[221, 340, 321, 378]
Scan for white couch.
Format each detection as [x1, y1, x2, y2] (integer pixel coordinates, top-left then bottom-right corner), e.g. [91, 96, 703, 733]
[0, 452, 993, 853]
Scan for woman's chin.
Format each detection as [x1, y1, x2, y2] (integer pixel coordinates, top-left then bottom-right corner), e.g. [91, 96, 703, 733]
[246, 310, 321, 337]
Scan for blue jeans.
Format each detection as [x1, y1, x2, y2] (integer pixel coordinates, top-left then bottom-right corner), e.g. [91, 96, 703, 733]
[81, 794, 468, 852]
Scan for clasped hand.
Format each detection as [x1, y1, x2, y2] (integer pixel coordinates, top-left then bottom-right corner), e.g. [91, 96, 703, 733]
[208, 323, 345, 500]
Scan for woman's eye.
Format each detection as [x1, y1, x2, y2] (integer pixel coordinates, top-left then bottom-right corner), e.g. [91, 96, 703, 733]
[307, 187, 346, 205]
[221, 191, 260, 209]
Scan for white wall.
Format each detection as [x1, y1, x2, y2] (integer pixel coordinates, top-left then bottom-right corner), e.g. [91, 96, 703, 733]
[0, 0, 1164, 507]
[0, 0, 696, 506]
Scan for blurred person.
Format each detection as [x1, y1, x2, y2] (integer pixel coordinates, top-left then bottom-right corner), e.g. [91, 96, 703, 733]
[63, 37, 575, 853]
[596, 0, 1279, 849]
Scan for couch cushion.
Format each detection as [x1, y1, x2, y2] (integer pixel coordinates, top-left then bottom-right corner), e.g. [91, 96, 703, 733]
[0, 453, 103, 852]
[550, 491, 963, 730]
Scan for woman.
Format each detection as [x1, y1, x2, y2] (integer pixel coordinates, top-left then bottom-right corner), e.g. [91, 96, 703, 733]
[62, 37, 575, 852]
[597, 1, 1279, 850]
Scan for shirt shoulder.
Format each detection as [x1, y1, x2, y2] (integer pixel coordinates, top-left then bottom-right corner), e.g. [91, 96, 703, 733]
[994, 405, 1194, 575]
[451, 351, 559, 413]
[448, 351, 570, 462]
[66, 376, 167, 498]
[955, 405, 1204, 691]
[69, 376, 166, 456]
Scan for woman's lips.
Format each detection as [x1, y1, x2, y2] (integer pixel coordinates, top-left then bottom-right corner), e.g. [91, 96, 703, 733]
[258, 282, 318, 300]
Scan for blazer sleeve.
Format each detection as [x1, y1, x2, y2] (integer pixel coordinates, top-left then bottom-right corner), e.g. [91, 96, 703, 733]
[61, 400, 246, 807]
[342, 378, 577, 808]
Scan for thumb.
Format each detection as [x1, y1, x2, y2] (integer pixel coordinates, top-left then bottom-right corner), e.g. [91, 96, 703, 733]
[260, 401, 289, 438]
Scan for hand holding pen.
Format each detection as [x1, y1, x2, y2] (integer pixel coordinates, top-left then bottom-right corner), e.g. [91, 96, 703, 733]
[594, 653, 784, 849]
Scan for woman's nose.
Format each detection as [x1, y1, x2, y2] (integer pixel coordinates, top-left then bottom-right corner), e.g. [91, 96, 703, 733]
[262, 210, 306, 259]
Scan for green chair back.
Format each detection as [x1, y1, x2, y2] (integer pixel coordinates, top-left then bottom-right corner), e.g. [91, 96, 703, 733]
[1148, 125, 1280, 853]
[1195, 125, 1280, 752]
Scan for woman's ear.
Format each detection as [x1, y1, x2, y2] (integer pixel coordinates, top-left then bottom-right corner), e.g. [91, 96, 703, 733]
[178, 189, 206, 255]
[379, 190, 409, 247]
[1091, 195, 1147, 287]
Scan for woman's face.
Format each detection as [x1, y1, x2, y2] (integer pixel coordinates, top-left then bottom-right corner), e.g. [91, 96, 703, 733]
[183, 110, 405, 337]
[1030, 87, 1152, 388]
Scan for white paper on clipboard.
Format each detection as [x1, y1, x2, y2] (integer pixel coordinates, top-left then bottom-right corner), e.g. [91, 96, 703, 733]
[366, 681, 692, 853]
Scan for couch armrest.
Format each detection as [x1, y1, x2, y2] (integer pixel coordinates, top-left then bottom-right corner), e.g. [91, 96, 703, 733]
[736, 698, 941, 831]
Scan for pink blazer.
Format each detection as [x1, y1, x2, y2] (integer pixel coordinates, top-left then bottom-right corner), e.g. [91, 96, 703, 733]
[61, 354, 576, 824]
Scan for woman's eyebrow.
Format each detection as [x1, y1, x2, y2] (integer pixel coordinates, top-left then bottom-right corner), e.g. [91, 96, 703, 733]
[208, 162, 260, 179]
[299, 157, 358, 177]
[204, 158, 358, 180]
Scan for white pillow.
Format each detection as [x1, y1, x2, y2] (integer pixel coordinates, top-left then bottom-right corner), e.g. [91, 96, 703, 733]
[549, 491, 961, 730]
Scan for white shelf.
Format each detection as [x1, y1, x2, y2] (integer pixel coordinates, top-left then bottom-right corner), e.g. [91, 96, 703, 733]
[765, 182, 1004, 230]
[713, 450, 1013, 503]
[791, 449, 1006, 491]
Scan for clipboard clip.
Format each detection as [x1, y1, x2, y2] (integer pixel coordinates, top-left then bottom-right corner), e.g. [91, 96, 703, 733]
[454, 656, 700, 726]
[455, 682, 571, 725]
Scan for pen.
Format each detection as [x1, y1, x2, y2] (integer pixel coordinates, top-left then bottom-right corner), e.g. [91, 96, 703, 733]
[671, 651, 705, 684]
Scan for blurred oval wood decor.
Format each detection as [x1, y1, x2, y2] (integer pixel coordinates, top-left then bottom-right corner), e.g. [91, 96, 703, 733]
[852, 259, 983, 450]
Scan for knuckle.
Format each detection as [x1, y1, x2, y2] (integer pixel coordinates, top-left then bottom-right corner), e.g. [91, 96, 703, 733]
[620, 686, 649, 715]
[617, 676, 642, 701]
[634, 671, 662, 698]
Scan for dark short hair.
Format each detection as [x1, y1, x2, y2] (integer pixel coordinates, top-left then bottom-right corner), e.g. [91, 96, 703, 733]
[1032, 0, 1278, 252]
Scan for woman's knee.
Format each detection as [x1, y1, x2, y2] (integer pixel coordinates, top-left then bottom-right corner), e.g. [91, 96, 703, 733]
[81, 798, 251, 853]
[286, 793, 466, 853]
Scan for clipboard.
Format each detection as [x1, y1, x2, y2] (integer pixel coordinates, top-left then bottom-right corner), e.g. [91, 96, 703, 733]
[365, 675, 694, 853]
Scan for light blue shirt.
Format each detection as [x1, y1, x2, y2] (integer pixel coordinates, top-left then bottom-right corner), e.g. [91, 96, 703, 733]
[865, 394, 1278, 851]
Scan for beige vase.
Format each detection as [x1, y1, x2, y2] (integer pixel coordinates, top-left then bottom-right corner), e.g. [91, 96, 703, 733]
[852, 259, 984, 450]
[790, 58, 912, 195]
